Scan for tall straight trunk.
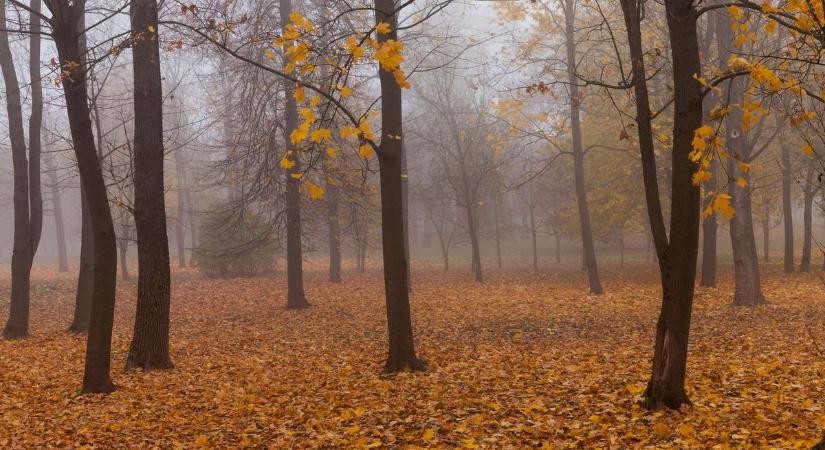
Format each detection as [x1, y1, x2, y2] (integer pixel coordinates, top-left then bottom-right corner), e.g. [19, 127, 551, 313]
[118, 231, 130, 281]
[699, 158, 717, 287]
[800, 163, 816, 272]
[564, 0, 603, 294]
[530, 207, 538, 270]
[0, 0, 32, 339]
[326, 177, 342, 282]
[494, 197, 502, 269]
[762, 205, 770, 262]
[279, 0, 309, 308]
[126, 0, 173, 371]
[465, 203, 482, 282]
[781, 138, 794, 272]
[174, 151, 187, 268]
[375, 0, 424, 373]
[50, 1, 118, 393]
[620, 0, 702, 410]
[718, 12, 765, 306]
[401, 142, 411, 291]
[46, 155, 69, 272]
[70, 189, 94, 333]
[186, 184, 197, 266]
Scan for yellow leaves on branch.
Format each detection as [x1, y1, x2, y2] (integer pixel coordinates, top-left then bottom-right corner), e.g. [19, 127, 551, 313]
[310, 129, 332, 143]
[803, 143, 815, 156]
[306, 182, 324, 200]
[375, 22, 392, 35]
[358, 144, 374, 159]
[704, 193, 736, 219]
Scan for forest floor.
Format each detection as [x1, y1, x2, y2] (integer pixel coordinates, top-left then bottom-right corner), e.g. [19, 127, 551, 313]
[0, 261, 824, 449]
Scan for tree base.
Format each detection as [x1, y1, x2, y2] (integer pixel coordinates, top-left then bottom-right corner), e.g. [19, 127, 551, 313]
[2, 324, 28, 340]
[811, 439, 825, 450]
[733, 295, 768, 307]
[642, 387, 691, 410]
[81, 378, 116, 394]
[286, 298, 311, 309]
[384, 356, 428, 373]
[125, 354, 174, 371]
[67, 323, 89, 334]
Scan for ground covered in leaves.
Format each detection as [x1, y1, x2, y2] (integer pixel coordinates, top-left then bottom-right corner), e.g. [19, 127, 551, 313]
[0, 261, 824, 449]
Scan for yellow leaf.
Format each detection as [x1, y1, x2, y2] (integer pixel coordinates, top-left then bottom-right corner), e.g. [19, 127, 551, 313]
[311, 129, 332, 143]
[803, 143, 814, 156]
[307, 182, 324, 200]
[626, 383, 645, 395]
[714, 193, 735, 219]
[291, 172, 303, 179]
[326, 147, 337, 158]
[294, 85, 306, 103]
[339, 86, 352, 97]
[341, 127, 361, 139]
[652, 422, 670, 439]
[280, 157, 295, 170]
[463, 438, 480, 449]
[353, 406, 365, 417]
[376, 22, 392, 35]
[147, 25, 156, 33]
[422, 428, 435, 442]
[736, 177, 747, 188]
[194, 435, 209, 447]
[359, 144, 373, 159]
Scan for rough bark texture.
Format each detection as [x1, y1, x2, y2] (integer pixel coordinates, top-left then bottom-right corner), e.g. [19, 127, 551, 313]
[0, 0, 33, 339]
[781, 140, 795, 273]
[375, 0, 425, 373]
[279, 0, 309, 309]
[564, 0, 603, 294]
[28, 0, 44, 267]
[126, 0, 173, 371]
[620, 0, 702, 410]
[50, 0, 119, 393]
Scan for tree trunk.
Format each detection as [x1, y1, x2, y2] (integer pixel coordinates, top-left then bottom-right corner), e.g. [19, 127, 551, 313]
[69, 190, 94, 333]
[46, 155, 69, 272]
[28, 0, 43, 266]
[762, 205, 770, 263]
[465, 203, 482, 282]
[174, 152, 187, 269]
[781, 139, 794, 273]
[800, 164, 815, 273]
[530, 207, 538, 270]
[279, 0, 309, 309]
[718, 10, 765, 306]
[620, 0, 702, 410]
[326, 175, 342, 283]
[375, 0, 424, 373]
[126, 0, 173, 371]
[564, 0, 603, 294]
[699, 158, 717, 287]
[50, 2, 118, 393]
[118, 231, 130, 281]
[555, 231, 561, 263]
[494, 197, 502, 269]
[402, 142, 411, 291]
[0, 0, 32, 339]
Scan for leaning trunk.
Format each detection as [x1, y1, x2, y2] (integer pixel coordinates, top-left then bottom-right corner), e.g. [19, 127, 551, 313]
[126, 0, 173, 371]
[52, 2, 119, 393]
[564, 0, 603, 294]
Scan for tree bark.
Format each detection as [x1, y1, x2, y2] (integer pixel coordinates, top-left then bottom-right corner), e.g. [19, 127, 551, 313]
[494, 196, 502, 269]
[762, 205, 769, 263]
[564, 0, 603, 294]
[620, 0, 702, 410]
[28, 0, 44, 266]
[69, 189, 94, 333]
[530, 206, 538, 270]
[465, 202, 482, 282]
[326, 174, 342, 283]
[279, 0, 309, 309]
[126, 0, 173, 371]
[699, 160, 718, 287]
[174, 151, 187, 269]
[718, 10, 765, 306]
[118, 228, 130, 281]
[781, 138, 794, 273]
[50, 1, 119, 393]
[800, 162, 816, 273]
[375, 0, 425, 373]
[0, 0, 33, 339]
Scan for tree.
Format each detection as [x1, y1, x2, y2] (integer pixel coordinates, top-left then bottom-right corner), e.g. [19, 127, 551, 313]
[47, 0, 119, 393]
[619, 0, 703, 409]
[0, 0, 43, 339]
[125, 0, 173, 371]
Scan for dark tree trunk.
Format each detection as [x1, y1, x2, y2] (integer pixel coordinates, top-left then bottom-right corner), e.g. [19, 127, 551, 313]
[279, 0, 309, 309]
[126, 0, 173, 371]
[50, 1, 119, 393]
[402, 142, 411, 291]
[781, 139, 794, 272]
[718, 11, 765, 306]
[375, 0, 424, 373]
[186, 184, 197, 267]
[0, 0, 32, 339]
[800, 164, 816, 273]
[46, 155, 69, 272]
[620, 0, 702, 410]
[69, 190, 94, 333]
[494, 197, 502, 269]
[564, 0, 603, 294]
[28, 0, 43, 265]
